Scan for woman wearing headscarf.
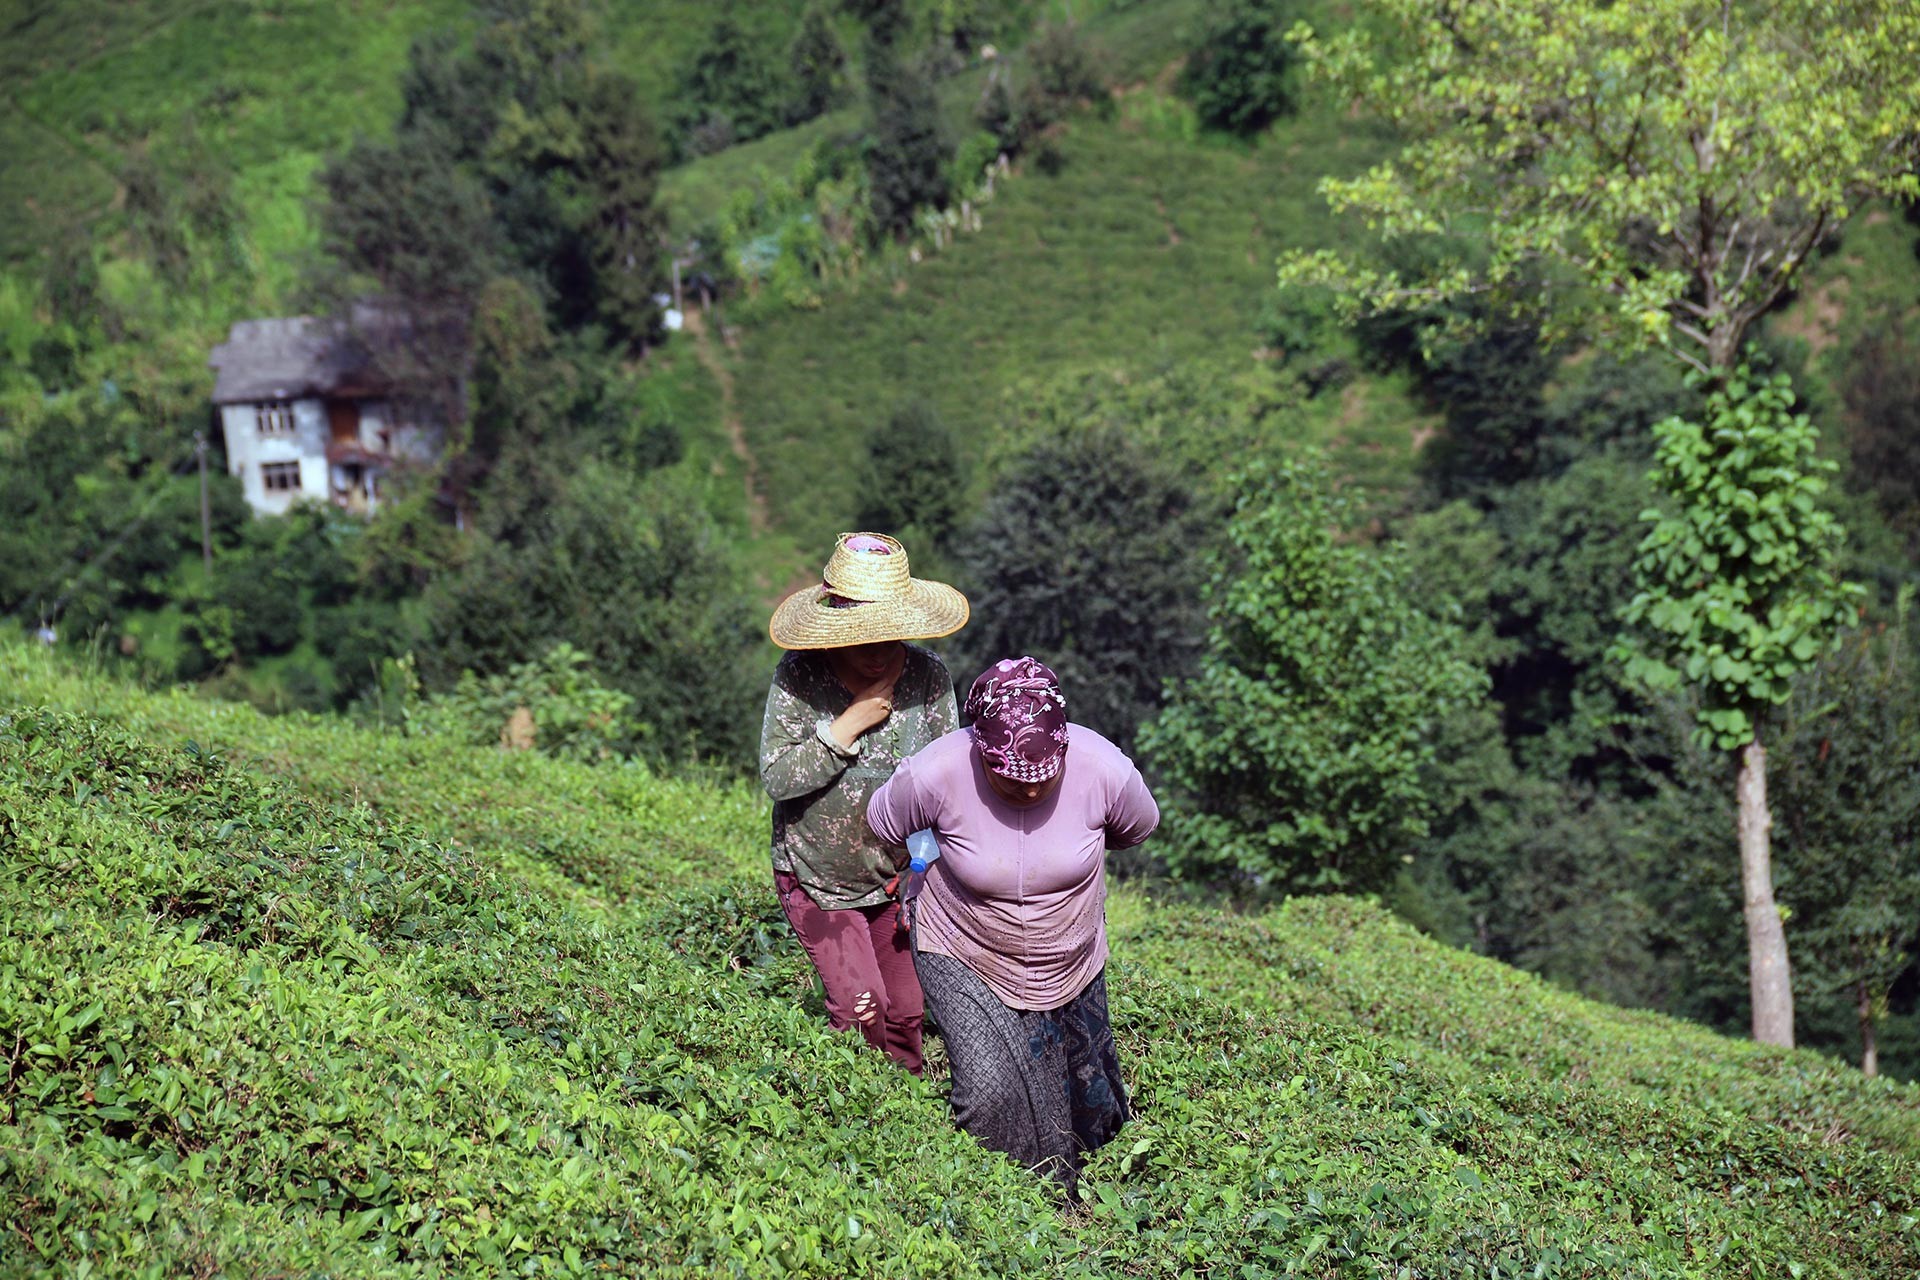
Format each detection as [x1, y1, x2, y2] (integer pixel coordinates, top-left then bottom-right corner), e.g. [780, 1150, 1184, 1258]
[867, 656, 1159, 1188]
[761, 532, 969, 1074]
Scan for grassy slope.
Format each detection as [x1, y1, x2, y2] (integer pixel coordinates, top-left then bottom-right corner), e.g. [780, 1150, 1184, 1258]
[0, 0, 800, 264]
[6, 640, 1920, 1277]
[694, 96, 1426, 562]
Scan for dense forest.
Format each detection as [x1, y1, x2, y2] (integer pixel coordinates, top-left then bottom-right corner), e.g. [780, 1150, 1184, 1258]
[4, 0, 1920, 1099]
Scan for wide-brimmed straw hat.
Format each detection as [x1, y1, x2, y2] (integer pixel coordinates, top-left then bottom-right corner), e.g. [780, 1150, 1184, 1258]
[768, 532, 970, 650]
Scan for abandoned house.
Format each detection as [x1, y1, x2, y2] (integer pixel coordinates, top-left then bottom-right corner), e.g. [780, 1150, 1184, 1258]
[207, 313, 442, 517]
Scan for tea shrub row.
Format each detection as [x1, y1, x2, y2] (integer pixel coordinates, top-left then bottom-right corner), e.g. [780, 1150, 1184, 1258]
[0, 643, 766, 910]
[670, 872, 1920, 1278]
[7, 641, 1919, 1276]
[0, 706, 1065, 1277]
[1111, 893, 1920, 1158]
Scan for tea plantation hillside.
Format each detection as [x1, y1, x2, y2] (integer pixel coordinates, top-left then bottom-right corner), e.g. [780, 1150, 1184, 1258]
[6, 640, 1920, 1278]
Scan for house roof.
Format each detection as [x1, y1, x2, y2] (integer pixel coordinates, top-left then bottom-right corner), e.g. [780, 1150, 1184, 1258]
[207, 309, 396, 404]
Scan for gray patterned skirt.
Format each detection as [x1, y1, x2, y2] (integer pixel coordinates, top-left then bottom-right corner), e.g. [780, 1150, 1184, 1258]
[913, 949, 1129, 1191]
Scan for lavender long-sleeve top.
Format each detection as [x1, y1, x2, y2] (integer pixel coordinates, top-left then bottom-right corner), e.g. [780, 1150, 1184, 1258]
[867, 724, 1159, 1011]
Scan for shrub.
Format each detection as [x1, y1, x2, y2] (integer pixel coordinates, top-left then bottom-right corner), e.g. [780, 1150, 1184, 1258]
[953, 424, 1210, 755]
[855, 399, 968, 558]
[407, 643, 637, 762]
[1027, 21, 1106, 105]
[1180, 0, 1296, 135]
[1139, 454, 1487, 893]
[7, 643, 1920, 1279]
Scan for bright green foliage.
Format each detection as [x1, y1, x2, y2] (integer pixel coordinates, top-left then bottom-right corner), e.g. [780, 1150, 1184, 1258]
[1111, 890, 1920, 1168]
[7, 642, 1920, 1276]
[0, 707, 1065, 1277]
[1616, 366, 1862, 751]
[1140, 455, 1487, 892]
[1279, 0, 1920, 373]
[1, 641, 763, 907]
[1769, 593, 1920, 1069]
[404, 644, 637, 763]
[1179, 0, 1295, 135]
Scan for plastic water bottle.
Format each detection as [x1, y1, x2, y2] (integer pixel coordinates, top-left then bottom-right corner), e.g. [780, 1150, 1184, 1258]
[906, 828, 940, 875]
[896, 829, 939, 932]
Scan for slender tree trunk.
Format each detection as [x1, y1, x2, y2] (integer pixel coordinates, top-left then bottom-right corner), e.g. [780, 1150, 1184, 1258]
[1858, 979, 1879, 1078]
[1738, 738, 1795, 1047]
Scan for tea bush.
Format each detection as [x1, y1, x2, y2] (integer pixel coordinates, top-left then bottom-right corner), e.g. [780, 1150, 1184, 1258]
[0, 706, 1066, 1277]
[664, 872, 1920, 1278]
[1112, 893, 1920, 1158]
[7, 642, 1919, 1277]
[0, 642, 764, 910]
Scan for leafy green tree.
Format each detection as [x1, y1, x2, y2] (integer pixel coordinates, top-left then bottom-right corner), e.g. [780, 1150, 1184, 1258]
[951, 424, 1210, 756]
[398, 28, 502, 161]
[577, 73, 668, 350]
[1179, 0, 1294, 136]
[864, 47, 951, 237]
[787, 4, 851, 125]
[1484, 447, 1666, 784]
[1279, 0, 1920, 373]
[1613, 366, 1862, 1046]
[676, 11, 792, 152]
[1282, 0, 1916, 1048]
[854, 400, 966, 557]
[315, 130, 500, 430]
[418, 462, 763, 765]
[1768, 593, 1920, 1076]
[1139, 454, 1487, 895]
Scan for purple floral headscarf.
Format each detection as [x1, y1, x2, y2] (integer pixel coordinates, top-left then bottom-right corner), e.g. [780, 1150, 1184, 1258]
[965, 656, 1069, 782]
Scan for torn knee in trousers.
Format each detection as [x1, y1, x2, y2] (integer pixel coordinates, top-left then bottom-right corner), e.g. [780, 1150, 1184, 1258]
[853, 991, 879, 1024]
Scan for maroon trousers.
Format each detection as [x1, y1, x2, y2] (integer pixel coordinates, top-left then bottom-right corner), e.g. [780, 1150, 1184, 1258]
[774, 869, 924, 1074]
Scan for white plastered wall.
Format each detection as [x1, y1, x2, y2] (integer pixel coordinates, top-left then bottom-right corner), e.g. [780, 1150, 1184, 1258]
[218, 398, 329, 515]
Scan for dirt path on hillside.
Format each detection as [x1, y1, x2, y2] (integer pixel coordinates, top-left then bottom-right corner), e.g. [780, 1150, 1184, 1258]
[682, 308, 768, 535]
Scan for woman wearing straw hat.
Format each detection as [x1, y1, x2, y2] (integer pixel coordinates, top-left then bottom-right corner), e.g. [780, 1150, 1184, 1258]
[866, 656, 1158, 1190]
[761, 532, 970, 1074]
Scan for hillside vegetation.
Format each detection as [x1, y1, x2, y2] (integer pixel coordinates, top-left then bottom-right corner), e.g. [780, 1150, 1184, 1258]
[5, 640, 1919, 1278]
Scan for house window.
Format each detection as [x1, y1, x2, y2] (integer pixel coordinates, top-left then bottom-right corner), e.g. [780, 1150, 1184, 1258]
[255, 402, 295, 435]
[261, 461, 302, 492]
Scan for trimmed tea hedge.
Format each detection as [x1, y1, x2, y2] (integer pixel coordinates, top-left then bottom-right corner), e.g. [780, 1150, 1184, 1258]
[6, 641, 1918, 1277]
[0, 643, 766, 910]
[1, 707, 1063, 1277]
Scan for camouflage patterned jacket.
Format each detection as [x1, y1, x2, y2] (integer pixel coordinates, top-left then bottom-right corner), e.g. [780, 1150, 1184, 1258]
[759, 644, 959, 909]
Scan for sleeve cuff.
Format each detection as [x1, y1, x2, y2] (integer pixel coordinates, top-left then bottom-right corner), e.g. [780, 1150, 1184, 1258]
[817, 718, 860, 758]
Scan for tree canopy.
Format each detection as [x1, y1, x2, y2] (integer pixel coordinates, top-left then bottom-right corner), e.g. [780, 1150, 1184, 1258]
[1140, 455, 1487, 894]
[1278, 0, 1920, 374]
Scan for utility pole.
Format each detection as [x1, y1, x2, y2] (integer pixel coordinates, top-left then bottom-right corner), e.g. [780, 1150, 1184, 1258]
[194, 430, 212, 572]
